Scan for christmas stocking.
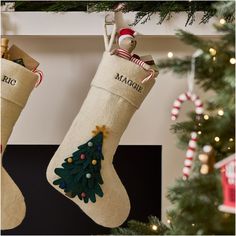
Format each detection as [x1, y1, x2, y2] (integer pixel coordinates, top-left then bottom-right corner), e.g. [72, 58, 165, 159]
[1, 59, 38, 229]
[46, 52, 158, 228]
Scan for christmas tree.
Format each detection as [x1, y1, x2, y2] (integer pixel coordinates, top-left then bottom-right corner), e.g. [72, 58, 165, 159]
[53, 132, 104, 203]
[112, 1, 235, 235]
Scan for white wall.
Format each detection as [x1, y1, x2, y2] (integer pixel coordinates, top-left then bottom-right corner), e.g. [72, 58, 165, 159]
[7, 36, 208, 222]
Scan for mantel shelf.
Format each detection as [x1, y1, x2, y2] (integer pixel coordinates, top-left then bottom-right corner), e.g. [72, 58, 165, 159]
[2, 12, 221, 37]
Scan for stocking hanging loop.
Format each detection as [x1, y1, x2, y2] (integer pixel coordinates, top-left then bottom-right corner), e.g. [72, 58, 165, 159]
[187, 49, 203, 93]
[104, 9, 127, 53]
[104, 13, 117, 52]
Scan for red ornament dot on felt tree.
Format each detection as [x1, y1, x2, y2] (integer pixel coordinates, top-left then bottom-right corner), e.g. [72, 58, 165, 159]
[80, 154, 85, 160]
[81, 192, 86, 198]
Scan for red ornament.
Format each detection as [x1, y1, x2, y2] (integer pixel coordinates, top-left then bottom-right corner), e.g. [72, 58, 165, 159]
[80, 154, 85, 160]
[81, 192, 86, 198]
[215, 154, 235, 214]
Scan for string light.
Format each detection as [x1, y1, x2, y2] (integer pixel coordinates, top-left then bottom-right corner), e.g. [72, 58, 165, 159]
[192, 223, 195, 227]
[224, 213, 230, 218]
[196, 115, 202, 121]
[198, 123, 202, 126]
[228, 147, 231, 150]
[214, 136, 220, 142]
[218, 109, 224, 116]
[219, 18, 226, 25]
[167, 219, 171, 224]
[209, 48, 217, 56]
[152, 225, 158, 231]
[204, 114, 209, 120]
[168, 52, 173, 58]
[230, 58, 236, 64]
[229, 138, 234, 142]
[198, 131, 202, 135]
[213, 56, 216, 61]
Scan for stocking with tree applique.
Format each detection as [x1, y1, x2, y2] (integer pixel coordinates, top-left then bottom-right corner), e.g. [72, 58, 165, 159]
[46, 51, 158, 228]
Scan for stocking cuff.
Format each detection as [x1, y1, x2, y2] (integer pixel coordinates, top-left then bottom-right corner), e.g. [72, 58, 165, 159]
[91, 52, 156, 109]
[1, 59, 38, 108]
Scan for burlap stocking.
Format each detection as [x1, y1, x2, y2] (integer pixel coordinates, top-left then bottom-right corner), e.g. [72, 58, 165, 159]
[1, 59, 38, 229]
[46, 52, 157, 228]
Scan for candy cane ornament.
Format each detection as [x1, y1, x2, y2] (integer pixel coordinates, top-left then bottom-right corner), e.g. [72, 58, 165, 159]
[183, 132, 197, 179]
[171, 91, 204, 121]
[171, 50, 204, 179]
[171, 91, 204, 179]
[32, 69, 44, 87]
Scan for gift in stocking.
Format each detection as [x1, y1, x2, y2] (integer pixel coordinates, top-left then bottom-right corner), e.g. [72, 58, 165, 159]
[1, 59, 38, 229]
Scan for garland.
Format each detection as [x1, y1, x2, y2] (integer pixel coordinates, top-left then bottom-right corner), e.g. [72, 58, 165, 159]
[4, 1, 233, 26]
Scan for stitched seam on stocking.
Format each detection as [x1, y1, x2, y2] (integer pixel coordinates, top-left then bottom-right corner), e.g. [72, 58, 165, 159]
[91, 84, 139, 109]
[1, 97, 24, 108]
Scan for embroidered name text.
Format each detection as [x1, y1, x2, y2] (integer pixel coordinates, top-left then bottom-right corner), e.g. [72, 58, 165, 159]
[114, 73, 143, 93]
[1, 75, 17, 86]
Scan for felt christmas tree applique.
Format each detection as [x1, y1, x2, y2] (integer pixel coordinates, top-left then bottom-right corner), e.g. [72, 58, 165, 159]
[53, 125, 108, 203]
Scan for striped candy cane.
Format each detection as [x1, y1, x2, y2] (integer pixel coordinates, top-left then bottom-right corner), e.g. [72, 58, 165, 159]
[171, 91, 204, 179]
[171, 91, 204, 121]
[115, 48, 155, 84]
[183, 132, 197, 179]
[32, 69, 44, 87]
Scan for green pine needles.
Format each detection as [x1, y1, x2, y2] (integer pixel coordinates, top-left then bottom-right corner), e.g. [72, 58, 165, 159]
[9, 1, 233, 26]
[111, 1, 235, 235]
[53, 132, 104, 203]
[166, 172, 235, 235]
[112, 216, 169, 235]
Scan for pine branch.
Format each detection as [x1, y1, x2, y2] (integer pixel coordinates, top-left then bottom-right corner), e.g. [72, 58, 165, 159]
[10, 1, 235, 27]
[111, 216, 169, 235]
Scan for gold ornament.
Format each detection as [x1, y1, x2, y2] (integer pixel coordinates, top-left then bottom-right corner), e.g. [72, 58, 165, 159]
[204, 114, 209, 120]
[199, 145, 215, 175]
[92, 159, 97, 165]
[200, 164, 209, 174]
[67, 157, 73, 163]
[92, 125, 109, 138]
[199, 154, 208, 162]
